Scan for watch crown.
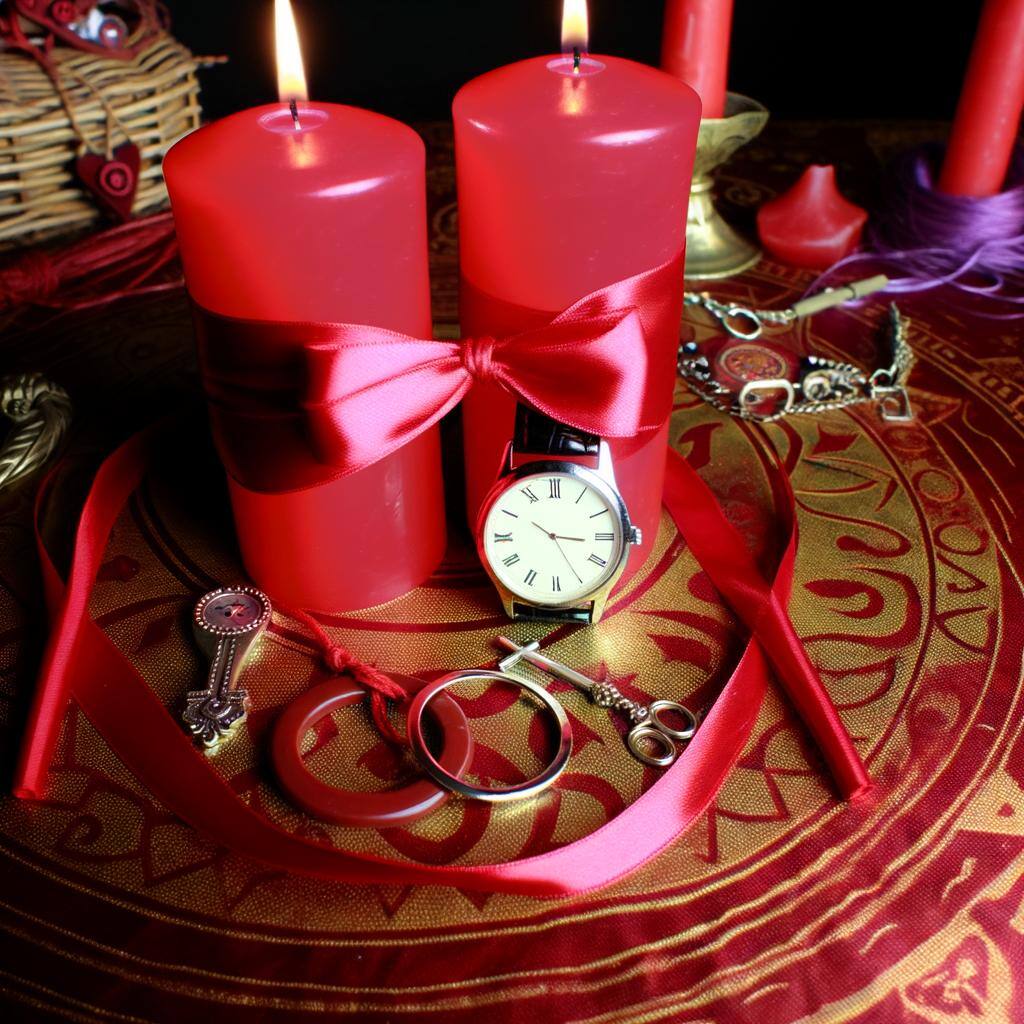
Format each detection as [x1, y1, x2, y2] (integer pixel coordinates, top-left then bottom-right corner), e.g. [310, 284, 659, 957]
[630, 526, 643, 546]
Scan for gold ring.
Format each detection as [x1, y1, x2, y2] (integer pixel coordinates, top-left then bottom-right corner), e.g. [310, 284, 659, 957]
[405, 670, 572, 803]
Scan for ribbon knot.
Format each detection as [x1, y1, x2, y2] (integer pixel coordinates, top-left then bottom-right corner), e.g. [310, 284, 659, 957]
[322, 645, 406, 701]
[461, 334, 499, 383]
[195, 250, 687, 493]
[322, 646, 408, 746]
[274, 607, 410, 745]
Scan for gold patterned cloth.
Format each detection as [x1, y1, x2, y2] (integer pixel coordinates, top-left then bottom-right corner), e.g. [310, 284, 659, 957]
[0, 122, 1021, 1022]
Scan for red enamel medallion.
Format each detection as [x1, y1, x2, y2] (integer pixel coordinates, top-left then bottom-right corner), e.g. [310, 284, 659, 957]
[703, 336, 802, 418]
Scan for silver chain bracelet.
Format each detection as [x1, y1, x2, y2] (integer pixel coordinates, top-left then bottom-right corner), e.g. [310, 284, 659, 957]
[678, 277, 915, 424]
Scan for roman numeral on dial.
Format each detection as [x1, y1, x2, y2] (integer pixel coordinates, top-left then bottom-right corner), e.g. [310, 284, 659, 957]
[521, 486, 539, 503]
[494, 532, 513, 543]
[595, 532, 615, 542]
[549, 478, 561, 499]
[502, 553, 521, 567]
[524, 569, 538, 587]
[587, 553, 608, 568]
[552, 576, 561, 592]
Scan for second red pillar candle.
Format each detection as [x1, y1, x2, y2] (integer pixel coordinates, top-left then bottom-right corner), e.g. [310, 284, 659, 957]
[661, 0, 733, 119]
[454, 53, 700, 580]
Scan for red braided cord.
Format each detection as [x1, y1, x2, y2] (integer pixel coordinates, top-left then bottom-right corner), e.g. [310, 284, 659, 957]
[280, 605, 409, 746]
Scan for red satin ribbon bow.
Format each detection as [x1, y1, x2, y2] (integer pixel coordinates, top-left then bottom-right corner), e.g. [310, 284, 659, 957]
[195, 253, 685, 494]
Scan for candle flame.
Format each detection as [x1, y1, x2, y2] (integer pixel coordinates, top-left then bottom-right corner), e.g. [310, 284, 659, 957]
[561, 0, 588, 55]
[275, 0, 308, 103]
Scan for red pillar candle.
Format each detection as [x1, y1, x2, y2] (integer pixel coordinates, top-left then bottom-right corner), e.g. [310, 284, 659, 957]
[164, 2, 444, 611]
[454, 4, 700, 576]
[661, 0, 734, 119]
[756, 165, 868, 271]
[939, 0, 1024, 197]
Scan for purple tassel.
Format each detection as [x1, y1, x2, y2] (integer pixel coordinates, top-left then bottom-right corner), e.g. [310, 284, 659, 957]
[808, 145, 1024, 318]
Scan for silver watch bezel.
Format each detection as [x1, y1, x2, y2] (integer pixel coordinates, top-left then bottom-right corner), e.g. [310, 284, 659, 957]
[476, 452, 636, 614]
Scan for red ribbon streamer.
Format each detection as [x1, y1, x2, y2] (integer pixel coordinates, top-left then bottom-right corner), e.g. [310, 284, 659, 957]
[665, 448, 871, 800]
[195, 253, 684, 494]
[12, 418, 869, 895]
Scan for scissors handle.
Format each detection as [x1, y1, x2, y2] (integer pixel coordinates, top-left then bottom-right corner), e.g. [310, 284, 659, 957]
[648, 700, 698, 741]
[626, 724, 679, 767]
[625, 702, 698, 768]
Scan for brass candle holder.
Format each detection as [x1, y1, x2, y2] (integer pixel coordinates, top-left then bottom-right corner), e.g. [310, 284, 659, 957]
[685, 92, 770, 280]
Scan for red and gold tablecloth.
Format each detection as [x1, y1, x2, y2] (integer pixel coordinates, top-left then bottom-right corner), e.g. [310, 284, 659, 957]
[0, 122, 1022, 1023]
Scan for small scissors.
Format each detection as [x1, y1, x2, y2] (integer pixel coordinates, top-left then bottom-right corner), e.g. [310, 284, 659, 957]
[496, 638, 698, 768]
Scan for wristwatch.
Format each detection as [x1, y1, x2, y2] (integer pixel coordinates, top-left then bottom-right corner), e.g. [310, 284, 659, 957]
[476, 406, 642, 624]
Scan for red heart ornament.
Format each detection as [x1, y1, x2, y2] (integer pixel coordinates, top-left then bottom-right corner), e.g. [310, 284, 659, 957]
[75, 142, 140, 222]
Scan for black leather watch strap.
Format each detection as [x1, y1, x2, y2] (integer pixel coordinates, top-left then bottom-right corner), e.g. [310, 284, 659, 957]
[511, 602, 594, 624]
[514, 404, 600, 459]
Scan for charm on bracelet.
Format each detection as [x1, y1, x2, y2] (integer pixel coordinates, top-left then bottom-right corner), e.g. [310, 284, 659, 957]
[679, 303, 914, 423]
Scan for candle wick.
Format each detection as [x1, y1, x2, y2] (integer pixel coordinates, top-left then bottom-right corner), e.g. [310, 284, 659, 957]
[289, 98, 302, 131]
[573, 46, 581, 73]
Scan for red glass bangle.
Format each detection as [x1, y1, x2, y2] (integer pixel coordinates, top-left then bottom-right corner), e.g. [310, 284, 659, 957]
[270, 675, 473, 828]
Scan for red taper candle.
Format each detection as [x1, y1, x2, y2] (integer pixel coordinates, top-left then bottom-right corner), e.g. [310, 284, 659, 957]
[164, 0, 445, 611]
[661, 0, 734, 119]
[455, 1, 700, 579]
[939, 0, 1024, 197]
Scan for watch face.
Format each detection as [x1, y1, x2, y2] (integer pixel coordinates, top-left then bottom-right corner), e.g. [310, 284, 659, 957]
[481, 470, 626, 606]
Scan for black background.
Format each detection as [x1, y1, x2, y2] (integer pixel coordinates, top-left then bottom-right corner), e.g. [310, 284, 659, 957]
[165, 0, 982, 125]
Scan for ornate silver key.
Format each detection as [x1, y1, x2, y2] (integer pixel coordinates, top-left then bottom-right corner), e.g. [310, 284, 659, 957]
[184, 586, 271, 752]
[496, 637, 697, 768]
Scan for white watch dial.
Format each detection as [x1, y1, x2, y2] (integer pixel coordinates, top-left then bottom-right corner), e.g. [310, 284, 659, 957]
[482, 471, 625, 606]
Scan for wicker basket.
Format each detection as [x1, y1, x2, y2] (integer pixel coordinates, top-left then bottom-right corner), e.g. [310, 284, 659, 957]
[0, 35, 202, 248]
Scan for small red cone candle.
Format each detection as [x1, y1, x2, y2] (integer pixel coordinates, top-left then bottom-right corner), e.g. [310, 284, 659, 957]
[757, 165, 868, 271]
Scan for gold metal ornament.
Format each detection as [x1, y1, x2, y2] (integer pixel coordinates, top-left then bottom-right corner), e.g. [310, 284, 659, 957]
[0, 373, 72, 492]
[685, 92, 770, 281]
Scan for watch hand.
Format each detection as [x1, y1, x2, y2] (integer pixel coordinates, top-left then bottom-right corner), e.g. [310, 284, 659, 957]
[552, 536, 583, 585]
[531, 521, 584, 543]
[532, 521, 583, 584]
